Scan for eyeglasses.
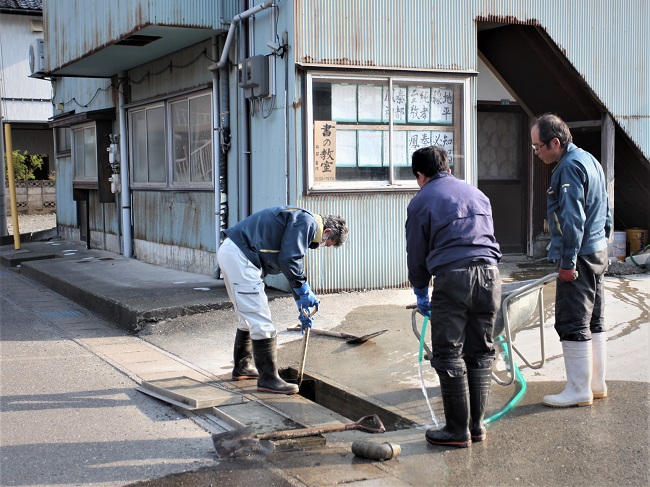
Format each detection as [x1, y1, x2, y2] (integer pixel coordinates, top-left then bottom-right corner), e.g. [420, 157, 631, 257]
[532, 142, 547, 152]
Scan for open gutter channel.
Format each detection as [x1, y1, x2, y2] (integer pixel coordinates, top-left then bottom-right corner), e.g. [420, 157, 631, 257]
[280, 367, 418, 432]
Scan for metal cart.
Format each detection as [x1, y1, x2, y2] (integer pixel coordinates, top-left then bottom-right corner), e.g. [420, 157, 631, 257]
[411, 272, 557, 386]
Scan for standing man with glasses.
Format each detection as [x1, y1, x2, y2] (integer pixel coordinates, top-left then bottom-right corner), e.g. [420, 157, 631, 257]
[405, 145, 502, 448]
[531, 113, 612, 407]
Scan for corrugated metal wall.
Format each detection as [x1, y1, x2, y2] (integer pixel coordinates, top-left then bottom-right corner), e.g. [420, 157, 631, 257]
[298, 193, 414, 293]
[294, 0, 648, 160]
[43, 0, 226, 72]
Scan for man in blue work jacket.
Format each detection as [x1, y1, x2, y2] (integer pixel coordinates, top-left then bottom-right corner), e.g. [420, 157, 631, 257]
[217, 206, 348, 394]
[531, 113, 612, 407]
[406, 145, 502, 448]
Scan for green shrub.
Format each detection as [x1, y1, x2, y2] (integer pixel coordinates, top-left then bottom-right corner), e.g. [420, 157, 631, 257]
[4, 150, 44, 182]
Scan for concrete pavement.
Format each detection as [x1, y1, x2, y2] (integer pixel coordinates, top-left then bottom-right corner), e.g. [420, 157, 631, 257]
[1, 237, 649, 486]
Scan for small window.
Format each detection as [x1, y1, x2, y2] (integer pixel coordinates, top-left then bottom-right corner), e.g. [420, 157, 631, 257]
[306, 73, 468, 192]
[128, 89, 213, 189]
[55, 127, 71, 155]
[72, 124, 97, 181]
[171, 93, 212, 185]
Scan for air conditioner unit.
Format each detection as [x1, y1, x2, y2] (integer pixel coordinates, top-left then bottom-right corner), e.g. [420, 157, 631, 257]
[29, 38, 45, 76]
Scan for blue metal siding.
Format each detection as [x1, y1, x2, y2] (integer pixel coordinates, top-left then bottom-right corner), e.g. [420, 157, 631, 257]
[43, 0, 228, 71]
[298, 193, 414, 293]
[132, 191, 216, 251]
[295, 0, 648, 161]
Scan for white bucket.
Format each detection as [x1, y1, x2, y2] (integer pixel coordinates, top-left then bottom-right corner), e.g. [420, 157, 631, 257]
[612, 231, 627, 261]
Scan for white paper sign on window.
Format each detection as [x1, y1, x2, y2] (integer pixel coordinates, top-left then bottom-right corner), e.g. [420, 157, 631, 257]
[314, 121, 336, 181]
[336, 130, 357, 167]
[358, 85, 383, 122]
[331, 84, 358, 122]
[430, 88, 454, 125]
[383, 86, 406, 124]
[407, 131, 433, 162]
[407, 86, 431, 123]
[384, 130, 408, 167]
[431, 130, 455, 165]
[358, 130, 383, 167]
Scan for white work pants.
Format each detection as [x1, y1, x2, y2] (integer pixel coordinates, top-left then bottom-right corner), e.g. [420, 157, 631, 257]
[217, 238, 275, 340]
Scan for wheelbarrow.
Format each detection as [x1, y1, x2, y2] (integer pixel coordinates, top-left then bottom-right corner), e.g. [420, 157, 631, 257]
[410, 272, 557, 386]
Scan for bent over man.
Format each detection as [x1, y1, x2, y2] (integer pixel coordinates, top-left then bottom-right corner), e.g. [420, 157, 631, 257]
[217, 206, 348, 395]
[405, 145, 502, 448]
[531, 113, 612, 407]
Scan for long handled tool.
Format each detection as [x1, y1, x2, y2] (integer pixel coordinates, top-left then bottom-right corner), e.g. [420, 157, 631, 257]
[286, 325, 388, 344]
[212, 414, 386, 458]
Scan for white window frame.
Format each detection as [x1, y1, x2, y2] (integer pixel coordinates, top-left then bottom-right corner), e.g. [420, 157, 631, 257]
[305, 72, 471, 193]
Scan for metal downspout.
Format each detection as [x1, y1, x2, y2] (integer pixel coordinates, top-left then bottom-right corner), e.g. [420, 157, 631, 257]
[0, 100, 7, 236]
[211, 36, 222, 278]
[239, 2, 250, 219]
[118, 72, 132, 257]
[208, 0, 273, 220]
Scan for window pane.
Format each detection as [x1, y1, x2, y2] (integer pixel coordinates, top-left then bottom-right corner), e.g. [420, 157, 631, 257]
[131, 110, 148, 183]
[147, 106, 166, 183]
[171, 100, 189, 183]
[309, 75, 465, 189]
[84, 127, 97, 178]
[189, 94, 212, 183]
[73, 129, 84, 178]
[56, 127, 71, 153]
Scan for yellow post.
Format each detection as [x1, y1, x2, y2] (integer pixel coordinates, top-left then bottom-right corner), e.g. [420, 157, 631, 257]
[4, 123, 20, 249]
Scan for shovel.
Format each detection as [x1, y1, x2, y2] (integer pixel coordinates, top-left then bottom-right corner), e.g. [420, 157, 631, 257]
[212, 414, 386, 458]
[286, 325, 388, 344]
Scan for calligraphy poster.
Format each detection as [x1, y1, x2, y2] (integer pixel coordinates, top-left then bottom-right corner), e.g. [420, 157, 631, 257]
[430, 87, 454, 125]
[314, 121, 336, 182]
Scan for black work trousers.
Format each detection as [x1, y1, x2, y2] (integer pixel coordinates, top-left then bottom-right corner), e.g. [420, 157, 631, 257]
[429, 263, 501, 374]
[554, 249, 608, 342]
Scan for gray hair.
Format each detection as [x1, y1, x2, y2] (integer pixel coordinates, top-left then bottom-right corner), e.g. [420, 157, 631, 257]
[322, 214, 349, 246]
[532, 113, 573, 147]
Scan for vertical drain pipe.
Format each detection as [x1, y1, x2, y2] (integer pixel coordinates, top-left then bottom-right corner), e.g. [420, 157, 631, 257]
[209, 0, 274, 220]
[118, 71, 133, 257]
[211, 35, 222, 278]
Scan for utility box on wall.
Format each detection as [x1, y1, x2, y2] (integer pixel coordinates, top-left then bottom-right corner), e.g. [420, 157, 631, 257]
[238, 55, 270, 99]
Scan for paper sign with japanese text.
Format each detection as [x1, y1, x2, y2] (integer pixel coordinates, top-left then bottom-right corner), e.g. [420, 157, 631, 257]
[314, 121, 336, 182]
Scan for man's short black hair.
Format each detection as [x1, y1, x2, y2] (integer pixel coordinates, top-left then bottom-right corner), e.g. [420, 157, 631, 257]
[411, 145, 450, 178]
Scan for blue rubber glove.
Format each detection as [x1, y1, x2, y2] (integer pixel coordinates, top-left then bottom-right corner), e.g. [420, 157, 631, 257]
[293, 283, 319, 315]
[298, 312, 314, 334]
[413, 286, 431, 317]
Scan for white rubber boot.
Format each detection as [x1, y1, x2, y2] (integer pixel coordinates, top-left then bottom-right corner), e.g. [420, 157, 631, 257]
[543, 340, 593, 407]
[591, 332, 608, 398]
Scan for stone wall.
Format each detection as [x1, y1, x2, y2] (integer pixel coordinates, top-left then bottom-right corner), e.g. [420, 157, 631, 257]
[5, 181, 56, 215]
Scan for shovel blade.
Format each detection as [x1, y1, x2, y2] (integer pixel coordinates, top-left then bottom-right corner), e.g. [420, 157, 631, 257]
[346, 329, 389, 344]
[212, 427, 259, 458]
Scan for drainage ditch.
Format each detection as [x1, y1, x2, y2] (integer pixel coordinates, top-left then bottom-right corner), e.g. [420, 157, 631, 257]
[280, 368, 418, 432]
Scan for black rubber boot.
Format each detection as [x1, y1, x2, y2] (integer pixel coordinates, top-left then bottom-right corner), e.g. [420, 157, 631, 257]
[425, 370, 471, 448]
[232, 329, 259, 381]
[467, 367, 492, 442]
[251, 336, 299, 395]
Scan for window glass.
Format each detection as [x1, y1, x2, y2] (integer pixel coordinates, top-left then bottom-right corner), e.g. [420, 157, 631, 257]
[130, 105, 165, 184]
[72, 124, 97, 180]
[308, 74, 467, 191]
[55, 127, 71, 154]
[130, 90, 212, 188]
[147, 107, 166, 183]
[189, 94, 212, 183]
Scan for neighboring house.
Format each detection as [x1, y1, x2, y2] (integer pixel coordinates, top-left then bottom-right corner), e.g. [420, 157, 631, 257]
[0, 0, 54, 180]
[41, 0, 649, 292]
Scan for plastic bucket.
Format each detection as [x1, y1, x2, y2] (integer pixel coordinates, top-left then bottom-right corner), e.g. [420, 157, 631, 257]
[612, 231, 627, 260]
[626, 228, 648, 255]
